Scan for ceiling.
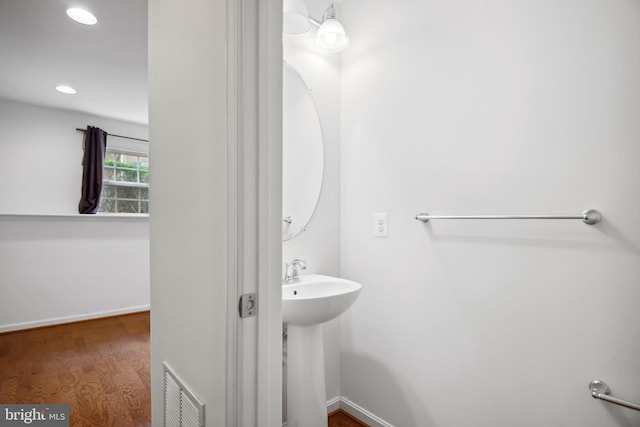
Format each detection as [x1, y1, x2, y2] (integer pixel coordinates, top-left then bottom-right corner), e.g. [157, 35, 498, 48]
[0, 0, 148, 125]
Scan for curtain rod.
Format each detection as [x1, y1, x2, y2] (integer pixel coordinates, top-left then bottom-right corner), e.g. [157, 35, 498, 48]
[75, 128, 149, 142]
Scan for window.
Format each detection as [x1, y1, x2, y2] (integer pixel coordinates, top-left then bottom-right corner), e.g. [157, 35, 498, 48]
[99, 150, 149, 214]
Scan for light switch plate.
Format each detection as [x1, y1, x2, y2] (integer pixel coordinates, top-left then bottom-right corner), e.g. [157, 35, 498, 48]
[374, 213, 388, 237]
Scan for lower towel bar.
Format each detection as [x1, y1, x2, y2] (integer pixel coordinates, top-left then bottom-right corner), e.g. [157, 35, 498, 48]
[589, 380, 640, 412]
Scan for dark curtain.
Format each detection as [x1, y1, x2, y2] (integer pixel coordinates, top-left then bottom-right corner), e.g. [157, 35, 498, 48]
[78, 126, 107, 214]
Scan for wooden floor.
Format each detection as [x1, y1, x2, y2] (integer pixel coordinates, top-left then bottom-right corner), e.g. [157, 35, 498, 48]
[0, 312, 367, 427]
[328, 409, 369, 426]
[0, 312, 151, 427]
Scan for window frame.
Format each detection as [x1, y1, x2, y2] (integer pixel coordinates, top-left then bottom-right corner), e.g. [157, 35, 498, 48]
[100, 148, 149, 214]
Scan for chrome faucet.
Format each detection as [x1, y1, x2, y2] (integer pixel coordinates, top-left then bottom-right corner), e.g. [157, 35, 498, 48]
[283, 259, 307, 284]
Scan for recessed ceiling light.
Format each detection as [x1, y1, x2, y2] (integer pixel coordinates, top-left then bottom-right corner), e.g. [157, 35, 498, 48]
[66, 8, 97, 25]
[56, 85, 77, 95]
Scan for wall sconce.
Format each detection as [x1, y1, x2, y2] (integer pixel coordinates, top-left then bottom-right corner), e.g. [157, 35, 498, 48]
[283, 0, 311, 34]
[283, 1, 350, 53]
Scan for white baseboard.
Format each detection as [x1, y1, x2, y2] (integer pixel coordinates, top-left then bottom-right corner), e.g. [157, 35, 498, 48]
[338, 396, 394, 427]
[326, 396, 341, 414]
[0, 305, 150, 333]
[282, 395, 392, 427]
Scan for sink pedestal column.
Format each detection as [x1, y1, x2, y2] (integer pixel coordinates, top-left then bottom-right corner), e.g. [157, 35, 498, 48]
[287, 324, 327, 427]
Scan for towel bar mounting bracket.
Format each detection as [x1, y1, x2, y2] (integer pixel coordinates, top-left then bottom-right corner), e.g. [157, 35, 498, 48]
[589, 380, 611, 396]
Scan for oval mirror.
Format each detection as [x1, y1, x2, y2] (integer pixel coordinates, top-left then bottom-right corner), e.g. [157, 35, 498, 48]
[282, 62, 324, 241]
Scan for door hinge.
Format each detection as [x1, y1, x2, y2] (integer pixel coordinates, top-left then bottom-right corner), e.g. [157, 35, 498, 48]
[239, 293, 257, 318]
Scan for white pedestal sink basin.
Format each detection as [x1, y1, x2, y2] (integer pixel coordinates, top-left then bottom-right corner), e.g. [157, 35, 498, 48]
[283, 274, 362, 326]
[283, 274, 362, 427]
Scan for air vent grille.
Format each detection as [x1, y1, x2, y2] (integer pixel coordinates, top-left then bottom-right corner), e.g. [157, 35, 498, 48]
[163, 362, 205, 427]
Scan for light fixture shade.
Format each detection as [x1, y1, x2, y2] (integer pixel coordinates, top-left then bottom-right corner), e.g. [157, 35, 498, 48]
[283, 0, 311, 34]
[315, 18, 350, 53]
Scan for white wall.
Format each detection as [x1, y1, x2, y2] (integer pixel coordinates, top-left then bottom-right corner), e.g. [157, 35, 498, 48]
[282, 0, 343, 404]
[339, 0, 640, 426]
[0, 98, 148, 214]
[0, 99, 149, 332]
[0, 215, 149, 331]
[149, 0, 230, 425]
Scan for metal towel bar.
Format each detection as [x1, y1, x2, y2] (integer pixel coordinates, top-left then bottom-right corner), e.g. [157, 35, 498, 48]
[415, 209, 602, 225]
[589, 380, 640, 412]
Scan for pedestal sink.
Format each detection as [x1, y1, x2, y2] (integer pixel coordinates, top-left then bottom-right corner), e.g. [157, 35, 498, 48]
[283, 274, 362, 427]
